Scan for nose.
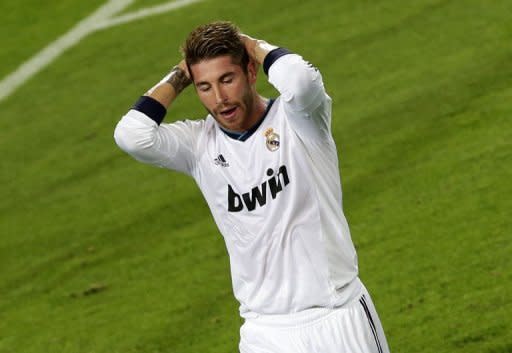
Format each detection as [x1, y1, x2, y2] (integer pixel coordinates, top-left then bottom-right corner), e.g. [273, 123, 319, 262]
[213, 85, 226, 104]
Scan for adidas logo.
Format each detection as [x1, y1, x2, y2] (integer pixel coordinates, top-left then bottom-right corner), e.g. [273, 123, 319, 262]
[214, 154, 229, 167]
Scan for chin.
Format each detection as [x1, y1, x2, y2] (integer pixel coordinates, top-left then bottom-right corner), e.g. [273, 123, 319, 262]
[224, 122, 241, 131]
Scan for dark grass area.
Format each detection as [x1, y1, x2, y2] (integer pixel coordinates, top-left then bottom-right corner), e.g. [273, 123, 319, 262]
[1, 0, 510, 352]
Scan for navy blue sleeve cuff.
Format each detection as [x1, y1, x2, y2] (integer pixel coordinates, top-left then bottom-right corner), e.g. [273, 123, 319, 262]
[132, 96, 167, 125]
[263, 48, 292, 76]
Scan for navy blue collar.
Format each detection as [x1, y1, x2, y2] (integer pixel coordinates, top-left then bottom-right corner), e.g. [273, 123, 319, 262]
[220, 99, 274, 141]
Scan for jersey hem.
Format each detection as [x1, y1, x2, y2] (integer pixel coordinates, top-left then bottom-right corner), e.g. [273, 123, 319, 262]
[240, 277, 363, 321]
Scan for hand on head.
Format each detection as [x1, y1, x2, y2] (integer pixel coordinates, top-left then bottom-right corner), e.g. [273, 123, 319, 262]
[238, 33, 278, 66]
[239, 33, 261, 73]
[177, 59, 191, 81]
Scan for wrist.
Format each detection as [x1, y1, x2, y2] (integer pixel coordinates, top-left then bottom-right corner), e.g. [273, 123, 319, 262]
[252, 40, 278, 65]
[163, 66, 191, 95]
[145, 65, 191, 108]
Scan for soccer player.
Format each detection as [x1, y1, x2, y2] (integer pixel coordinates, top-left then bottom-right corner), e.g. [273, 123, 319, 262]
[114, 21, 390, 353]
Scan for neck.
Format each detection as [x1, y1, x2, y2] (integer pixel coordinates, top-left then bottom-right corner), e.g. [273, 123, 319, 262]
[242, 95, 267, 131]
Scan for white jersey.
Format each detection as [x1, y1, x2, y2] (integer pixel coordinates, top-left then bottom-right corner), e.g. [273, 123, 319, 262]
[114, 52, 360, 318]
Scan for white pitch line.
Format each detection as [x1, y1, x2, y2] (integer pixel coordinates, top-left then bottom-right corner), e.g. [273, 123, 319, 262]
[94, 0, 204, 31]
[0, 0, 203, 103]
[0, 0, 134, 103]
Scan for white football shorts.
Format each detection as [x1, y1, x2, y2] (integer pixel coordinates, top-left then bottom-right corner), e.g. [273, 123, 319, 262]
[239, 282, 390, 353]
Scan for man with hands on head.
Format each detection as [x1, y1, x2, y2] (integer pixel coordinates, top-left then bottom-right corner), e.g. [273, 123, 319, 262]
[114, 21, 390, 353]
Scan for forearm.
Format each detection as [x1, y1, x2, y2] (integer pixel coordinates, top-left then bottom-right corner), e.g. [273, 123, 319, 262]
[144, 60, 191, 108]
[114, 108, 199, 175]
[261, 47, 325, 113]
[265, 51, 331, 140]
[114, 61, 193, 170]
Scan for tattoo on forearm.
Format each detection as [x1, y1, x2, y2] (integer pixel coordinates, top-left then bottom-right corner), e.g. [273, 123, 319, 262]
[166, 66, 191, 94]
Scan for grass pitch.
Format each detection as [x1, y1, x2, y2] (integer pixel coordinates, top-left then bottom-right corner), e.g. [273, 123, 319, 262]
[1, 0, 511, 352]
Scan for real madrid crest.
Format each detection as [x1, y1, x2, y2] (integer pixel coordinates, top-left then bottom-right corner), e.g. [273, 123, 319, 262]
[264, 128, 280, 152]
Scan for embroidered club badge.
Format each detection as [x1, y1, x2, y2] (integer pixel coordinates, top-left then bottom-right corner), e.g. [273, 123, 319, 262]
[264, 128, 280, 152]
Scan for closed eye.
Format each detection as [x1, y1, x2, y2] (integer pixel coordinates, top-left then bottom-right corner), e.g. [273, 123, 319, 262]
[220, 73, 234, 84]
[197, 83, 210, 92]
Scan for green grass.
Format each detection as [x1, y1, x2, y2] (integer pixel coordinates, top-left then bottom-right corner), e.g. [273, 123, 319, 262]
[1, 0, 511, 352]
[0, 0, 106, 78]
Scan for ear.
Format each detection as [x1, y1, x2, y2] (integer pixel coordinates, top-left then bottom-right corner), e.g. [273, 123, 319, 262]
[246, 59, 259, 84]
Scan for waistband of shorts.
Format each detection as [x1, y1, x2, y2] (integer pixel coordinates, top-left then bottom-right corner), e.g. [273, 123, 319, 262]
[242, 277, 364, 328]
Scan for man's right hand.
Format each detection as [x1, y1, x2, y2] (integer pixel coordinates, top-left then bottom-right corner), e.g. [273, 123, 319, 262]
[166, 60, 192, 95]
[144, 60, 192, 108]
